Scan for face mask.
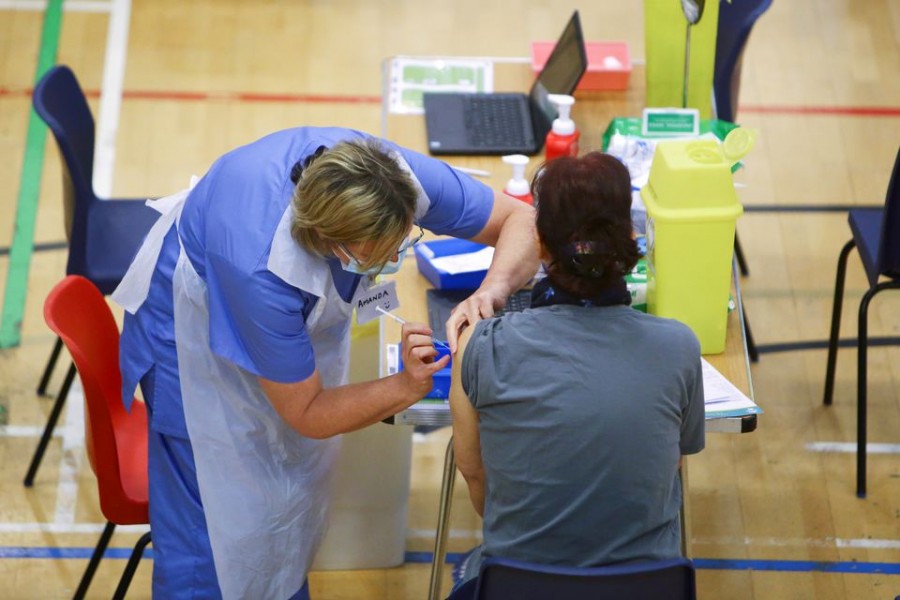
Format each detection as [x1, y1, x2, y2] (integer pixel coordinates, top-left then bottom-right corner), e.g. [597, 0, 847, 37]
[341, 248, 408, 276]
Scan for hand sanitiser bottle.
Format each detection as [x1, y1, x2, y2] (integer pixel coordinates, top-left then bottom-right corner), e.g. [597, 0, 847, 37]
[545, 94, 579, 162]
[501, 154, 533, 204]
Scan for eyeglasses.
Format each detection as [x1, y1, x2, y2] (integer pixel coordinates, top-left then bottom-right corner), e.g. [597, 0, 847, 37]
[338, 225, 425, 265]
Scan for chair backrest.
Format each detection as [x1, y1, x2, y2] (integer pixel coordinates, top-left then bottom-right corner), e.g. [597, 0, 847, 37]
[878, 146, 900, 279]
[43, 275, 148, 525]
[32, 65, 98, 248]
[713, 0, 773, 123]
[474, 556, 697, 600]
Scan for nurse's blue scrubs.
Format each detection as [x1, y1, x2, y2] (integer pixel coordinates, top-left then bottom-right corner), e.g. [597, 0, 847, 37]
[117, 127, 493, 598]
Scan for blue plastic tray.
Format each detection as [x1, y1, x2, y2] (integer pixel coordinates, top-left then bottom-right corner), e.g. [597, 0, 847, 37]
[414, 238, 489, 290]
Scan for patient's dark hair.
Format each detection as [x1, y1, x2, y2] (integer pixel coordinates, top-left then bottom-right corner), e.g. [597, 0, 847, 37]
[533, 152, 640, 299]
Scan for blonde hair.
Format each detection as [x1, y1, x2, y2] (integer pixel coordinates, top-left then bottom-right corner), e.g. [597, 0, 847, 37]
[290, 139, 418, 270]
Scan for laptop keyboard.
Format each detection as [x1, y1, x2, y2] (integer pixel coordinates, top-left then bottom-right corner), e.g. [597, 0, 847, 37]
[427, 289, 532, 342]
[465, 96, 530, 148]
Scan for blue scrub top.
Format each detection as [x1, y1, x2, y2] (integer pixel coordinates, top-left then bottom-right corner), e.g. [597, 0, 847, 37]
[120, 127, 494, 438]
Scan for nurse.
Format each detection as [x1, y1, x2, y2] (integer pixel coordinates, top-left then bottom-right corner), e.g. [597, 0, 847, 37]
[112, 127, 537, 599]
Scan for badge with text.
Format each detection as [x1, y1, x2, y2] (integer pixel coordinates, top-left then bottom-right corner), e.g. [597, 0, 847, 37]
[356, 280, 400, 324]
[641, 107, 699, 137]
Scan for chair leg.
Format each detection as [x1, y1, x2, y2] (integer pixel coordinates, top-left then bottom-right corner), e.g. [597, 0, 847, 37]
[24, 362, 76, 487]
[823, 240, 856, 406]
[112, 531, 152, 600]
[855, 281, 900, 499]
[856, 288, 873, 498]
[73, 521, 116, 600]
[37, 336, 64, 396]
[741, 305, 759, 363]
[734, 233, 749, 277]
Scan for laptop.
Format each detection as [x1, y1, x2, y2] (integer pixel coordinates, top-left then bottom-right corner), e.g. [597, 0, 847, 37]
[422, 10, 587, 156]
[426, 288, 532, 342]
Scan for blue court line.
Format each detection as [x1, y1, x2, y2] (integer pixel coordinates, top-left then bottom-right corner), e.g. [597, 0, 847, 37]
[2, 548, 897, 576]
[691, 558, 900, 575]
[0, 546, 152, 560]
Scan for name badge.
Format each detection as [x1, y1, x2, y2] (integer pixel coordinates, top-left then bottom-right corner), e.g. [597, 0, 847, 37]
[356, 280, 399, 324]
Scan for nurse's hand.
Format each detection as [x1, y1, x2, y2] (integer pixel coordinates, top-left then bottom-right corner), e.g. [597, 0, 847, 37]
[399, 322, 451, 399]
[445, 283, 507, 353]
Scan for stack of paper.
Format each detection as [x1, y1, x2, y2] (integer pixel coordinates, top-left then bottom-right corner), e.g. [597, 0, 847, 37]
[702, 357, 763, 418]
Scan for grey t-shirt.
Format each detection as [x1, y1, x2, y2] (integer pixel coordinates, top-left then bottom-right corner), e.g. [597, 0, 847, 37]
[461, 303, 704, 572]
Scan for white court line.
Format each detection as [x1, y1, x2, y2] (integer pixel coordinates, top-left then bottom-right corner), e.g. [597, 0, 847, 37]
[0, 0, 111, 12]
[51, 0, 131, 524]
[806, 441, 900, 454]
[92, 0, 131, 198]
[0, 523, 147, 534]
[0, 426, 63, 437]
[53, 379, 84, 524]
[692, 535, 900, 550]
[406, 530, 900, 551]
[407, 528, 483, 541]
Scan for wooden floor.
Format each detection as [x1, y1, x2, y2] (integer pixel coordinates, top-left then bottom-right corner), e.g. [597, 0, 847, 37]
[1, 1, 899, 598]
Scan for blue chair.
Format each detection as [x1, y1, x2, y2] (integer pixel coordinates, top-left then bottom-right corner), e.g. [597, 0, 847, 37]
[713, 0, 773, 126]
[451, 557, 696, 600]
[823, 146, 900, 498]
[24, 65, 159, 486]
[713, 0, 773, 279]
[713, 0, 773, 362]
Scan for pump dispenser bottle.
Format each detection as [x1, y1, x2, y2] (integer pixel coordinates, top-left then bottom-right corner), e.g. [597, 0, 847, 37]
[501, 154, 533, 204]
[545, 94, 579, 162]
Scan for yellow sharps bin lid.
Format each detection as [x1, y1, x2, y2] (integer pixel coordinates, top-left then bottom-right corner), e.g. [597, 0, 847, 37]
[646, 139, 736, 208]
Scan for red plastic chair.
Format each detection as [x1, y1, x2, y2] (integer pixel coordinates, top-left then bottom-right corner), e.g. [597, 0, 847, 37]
[43, 275, 151, 599]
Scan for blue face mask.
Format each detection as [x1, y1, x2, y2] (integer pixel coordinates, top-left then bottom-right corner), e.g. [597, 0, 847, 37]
[338, 225, 424, 276]
[341, 247, 408, 276]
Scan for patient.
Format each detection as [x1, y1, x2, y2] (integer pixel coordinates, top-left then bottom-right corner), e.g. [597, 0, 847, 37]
[447, 152, 705, 597]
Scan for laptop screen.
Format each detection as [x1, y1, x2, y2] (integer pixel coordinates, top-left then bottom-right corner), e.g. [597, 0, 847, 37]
[529, 11, 588, 138]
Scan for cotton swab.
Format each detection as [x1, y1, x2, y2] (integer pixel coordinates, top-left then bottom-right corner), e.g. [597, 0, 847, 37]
[375, 306, 450, 350]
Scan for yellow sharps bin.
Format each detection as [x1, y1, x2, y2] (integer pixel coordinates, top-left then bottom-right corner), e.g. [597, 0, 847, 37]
[641, 130, 754, 354]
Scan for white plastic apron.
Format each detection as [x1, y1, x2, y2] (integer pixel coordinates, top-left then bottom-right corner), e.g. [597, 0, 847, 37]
[114, 189, 371, 598]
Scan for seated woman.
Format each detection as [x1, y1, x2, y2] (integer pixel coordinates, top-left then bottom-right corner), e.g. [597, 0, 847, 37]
[447, 152, 705, 597]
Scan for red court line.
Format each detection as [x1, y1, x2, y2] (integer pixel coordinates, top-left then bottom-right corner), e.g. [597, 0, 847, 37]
[1, 86, 897, 115]
[740, 104, 900, 117]
[0, 87, 382, 104]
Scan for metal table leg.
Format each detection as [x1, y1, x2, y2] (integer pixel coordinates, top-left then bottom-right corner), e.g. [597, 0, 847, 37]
[427, 438, 456, 600]
[679, 456, 692, 558]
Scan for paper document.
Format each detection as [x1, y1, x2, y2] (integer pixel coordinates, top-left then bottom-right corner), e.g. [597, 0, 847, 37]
[387, 57, 494, 114]
[429, 246, 495, 275]
[702, 358, 762, 418]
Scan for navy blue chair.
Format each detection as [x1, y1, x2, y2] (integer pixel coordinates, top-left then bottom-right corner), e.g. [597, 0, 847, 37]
[823, 146, 900, 498]
[713, 0, 773, 362]
[450, 557, 696, 600]
[24, 65, 159, 486]
[713, 0, 773, 126]
[714, 0, 773, 279]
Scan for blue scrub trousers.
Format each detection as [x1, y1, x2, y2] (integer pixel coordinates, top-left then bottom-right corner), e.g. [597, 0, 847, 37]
[143, 370, 312, 599]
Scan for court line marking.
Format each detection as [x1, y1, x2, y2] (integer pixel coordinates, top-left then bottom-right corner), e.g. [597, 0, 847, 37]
[692, 536, 900, 550]
[1, 86, 899, 117]
[54, 378, 84, 524]
[92, 0, 130, 198]
[2, 523, 894, 551]
[0, 425, 64, 437]
[0, 0, 110, 11]
[0, 547, 897, 575]
[807, 442, 900, 454]
[0, 0, 62, 348]
[0, 523, 147, 534]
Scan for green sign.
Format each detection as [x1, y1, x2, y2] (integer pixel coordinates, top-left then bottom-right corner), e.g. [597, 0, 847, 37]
[641, 108, 699, 136]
